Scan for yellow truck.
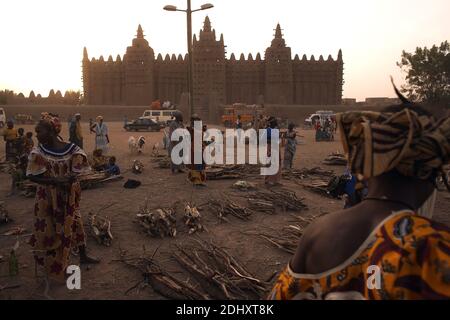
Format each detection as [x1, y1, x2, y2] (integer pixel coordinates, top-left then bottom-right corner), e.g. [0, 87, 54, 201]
[221, 104, 261, 128]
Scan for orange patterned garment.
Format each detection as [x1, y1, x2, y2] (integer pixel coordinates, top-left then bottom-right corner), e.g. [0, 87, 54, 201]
[27, 143, 91, 280]
[268, 211, 450, 300]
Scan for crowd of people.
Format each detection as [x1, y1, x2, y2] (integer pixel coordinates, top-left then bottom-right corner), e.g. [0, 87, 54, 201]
[1, 90, 449, 299]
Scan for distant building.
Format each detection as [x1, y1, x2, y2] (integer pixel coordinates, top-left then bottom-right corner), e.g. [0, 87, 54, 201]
[82, 17, 344, 119]
[364, 97, 401, 106]
[342, 98, 357, 105]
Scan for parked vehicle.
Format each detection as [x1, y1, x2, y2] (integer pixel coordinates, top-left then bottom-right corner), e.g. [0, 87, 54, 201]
[14, 114, 35, 125]
[221, 104, 259, 128]
[142, 109, 179, 125]
[124, 118, 163, 132]
[0, 107, 5, 128]
[304, 110, 335, 128]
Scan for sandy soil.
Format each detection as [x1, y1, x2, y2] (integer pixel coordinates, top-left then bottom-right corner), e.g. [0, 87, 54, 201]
[0, 121, 449, 300]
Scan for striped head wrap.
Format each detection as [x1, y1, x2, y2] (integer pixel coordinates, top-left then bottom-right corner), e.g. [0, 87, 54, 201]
[337, 108, 450, 182]
[40, 112, 62, 134]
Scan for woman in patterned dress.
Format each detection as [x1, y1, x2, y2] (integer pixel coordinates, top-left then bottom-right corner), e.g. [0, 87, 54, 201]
[269, 92, 450, 299]
[27, 113, 99, 282]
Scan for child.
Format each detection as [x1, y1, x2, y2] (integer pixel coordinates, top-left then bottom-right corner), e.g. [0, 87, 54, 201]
[283, 123, 297, 169]
[106, 156, 120, 176]
[24, 132, 34, 156]
[92, 149, 108, 171]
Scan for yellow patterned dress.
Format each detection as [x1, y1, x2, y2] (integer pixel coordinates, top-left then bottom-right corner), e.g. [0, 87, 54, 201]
[269, 211, 450, 300]
[27, 143, 91, 280]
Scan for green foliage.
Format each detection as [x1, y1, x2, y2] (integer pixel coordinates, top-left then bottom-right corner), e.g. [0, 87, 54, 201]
[397, 41, 450, 106]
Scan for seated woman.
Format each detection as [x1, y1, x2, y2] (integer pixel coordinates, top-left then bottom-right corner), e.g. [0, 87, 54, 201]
[269, 91, 450, 300]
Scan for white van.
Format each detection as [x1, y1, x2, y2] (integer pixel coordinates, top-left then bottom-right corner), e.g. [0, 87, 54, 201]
[142, 109, 179, 125]
[0, 107, 5, 129]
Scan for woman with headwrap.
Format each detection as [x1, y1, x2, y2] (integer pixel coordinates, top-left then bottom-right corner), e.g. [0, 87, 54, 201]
[27, 113, 99, 283]
[283, 123, 297, 170]
[91, 116, 109, 154]
[69, 113, 83, 148]
[264, 116, 282, 186]
[187, 114, 206, 186]
[269, 92, 450, 299]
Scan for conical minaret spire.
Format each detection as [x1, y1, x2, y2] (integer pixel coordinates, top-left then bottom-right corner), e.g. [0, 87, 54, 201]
[203, 16, 211, 32]
[270, 23, 286, 47]
[137, 24, 144, 39]
[275, 23, 283, 39]
[83, 47, 89, 60]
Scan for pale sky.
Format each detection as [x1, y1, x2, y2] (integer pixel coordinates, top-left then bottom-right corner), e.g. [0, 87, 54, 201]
[0, 0, 448, 101]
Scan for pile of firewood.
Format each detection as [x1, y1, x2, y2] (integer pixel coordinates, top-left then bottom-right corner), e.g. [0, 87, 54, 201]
[8, 172, 122, 197]
[322, 152, 347, 166]
[151, 155, 171, 169]
[79, 172, 123, 190]
[253, 214, 322, 254]
[88, 212, 113, 246]
[246, 189, 308, 212]
[283, 167, 335, 181]
[119, 250, 209, 299]
[137, 201, 177, 238]
[119, 239, 267, 300]
[247, 199, 276, 214]
[301, 180, 332, 197]
[206, 165, 261, 180]
[0, 202, 11, 225]
[183, 203, 204, 234]
[172, 240, 267, 299]
[0, 161, 13, 174]
[205, 198, 252, 222]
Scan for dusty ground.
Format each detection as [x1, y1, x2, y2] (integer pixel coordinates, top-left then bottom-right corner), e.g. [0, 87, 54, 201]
[0, 121, 449, 300]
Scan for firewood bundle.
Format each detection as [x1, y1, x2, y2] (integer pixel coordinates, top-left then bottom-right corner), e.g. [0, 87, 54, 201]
[322, 152, 347, 166]
[16, 181, 37, 197]
[246, 189, 308, 212]
[151, 156, 171, 169]
[0, 161, 13, 174]
[119, 252, 209, 300]
[283, 167, 335, 180]
[206, 198, 252, 222]
[172, 240, 267, 300]
[0, 202, 11, 225]
[301, 180, 331, 197]
[247, 199, 276, 214]
[183, 204, 204, 234]
[206, 165, 261, 180]
[137, 203, 177, 238]
[88, 213, 113, 246]
[254, 214, 322, 254]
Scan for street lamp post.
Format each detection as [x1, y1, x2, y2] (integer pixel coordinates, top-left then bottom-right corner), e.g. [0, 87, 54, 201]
[164, 1, 214, 119]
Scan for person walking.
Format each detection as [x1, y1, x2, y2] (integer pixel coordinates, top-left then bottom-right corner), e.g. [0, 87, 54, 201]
[69, 113, 83, 148]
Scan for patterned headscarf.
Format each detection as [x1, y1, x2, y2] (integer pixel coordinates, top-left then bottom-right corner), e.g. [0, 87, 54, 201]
[40, 112, 62, 134]
[337, 108, 450, 182]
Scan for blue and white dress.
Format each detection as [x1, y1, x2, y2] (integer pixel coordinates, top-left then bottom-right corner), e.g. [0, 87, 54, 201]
[94, 122, 109, 154]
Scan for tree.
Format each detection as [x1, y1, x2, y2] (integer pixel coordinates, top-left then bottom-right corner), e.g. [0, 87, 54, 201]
[397, 41, 450, 106]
